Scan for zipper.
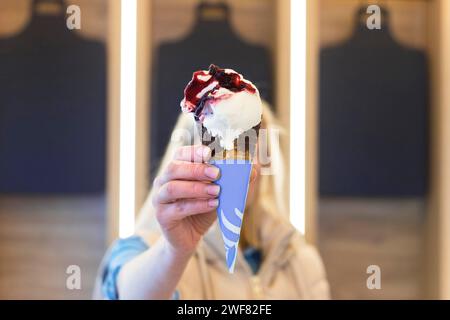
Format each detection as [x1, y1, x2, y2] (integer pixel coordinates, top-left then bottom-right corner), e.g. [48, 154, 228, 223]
[238, 248, 266, 299]
[250, 275, 265, 299]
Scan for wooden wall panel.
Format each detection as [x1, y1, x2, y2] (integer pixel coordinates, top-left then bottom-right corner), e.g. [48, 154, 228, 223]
[0, 0, 111, 299]
[436, 0, 450, 299]
[317, 0, 432, 299]
[426, 0, 450, 299]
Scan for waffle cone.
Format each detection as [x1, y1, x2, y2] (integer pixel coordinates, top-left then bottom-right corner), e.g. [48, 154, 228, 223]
[197, 123, 261, 162]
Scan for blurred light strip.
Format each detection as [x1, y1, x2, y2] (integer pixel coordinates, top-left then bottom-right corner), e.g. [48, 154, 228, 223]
[119, 0, 137, 238]
[290, 0, 307, 234]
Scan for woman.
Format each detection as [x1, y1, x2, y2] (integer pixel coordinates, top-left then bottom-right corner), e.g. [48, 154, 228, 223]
[94, 104, 330, 300]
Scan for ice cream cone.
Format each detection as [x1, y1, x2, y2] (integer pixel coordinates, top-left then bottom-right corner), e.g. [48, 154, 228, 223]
[207, 124, 260, 273]
[181, 65, 263, 273]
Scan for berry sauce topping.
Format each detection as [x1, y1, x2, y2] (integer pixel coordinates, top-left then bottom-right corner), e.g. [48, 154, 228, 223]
[182, 64, 256, 121]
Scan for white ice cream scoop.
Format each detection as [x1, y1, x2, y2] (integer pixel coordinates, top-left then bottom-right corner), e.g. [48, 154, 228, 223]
[180, 65, 263, 150]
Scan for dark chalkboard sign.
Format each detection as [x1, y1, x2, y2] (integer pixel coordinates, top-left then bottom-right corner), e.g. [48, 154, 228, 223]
[319, 6, 428, 197]
[0, 0, 107, 193]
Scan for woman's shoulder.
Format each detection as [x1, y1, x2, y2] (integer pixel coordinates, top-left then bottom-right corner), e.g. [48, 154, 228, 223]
[288, 231, 331, 299]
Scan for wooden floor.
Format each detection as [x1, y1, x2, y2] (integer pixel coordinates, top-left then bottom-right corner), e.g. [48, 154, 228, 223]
[318, 198, 425, 300]
[0, 196, 106, 300]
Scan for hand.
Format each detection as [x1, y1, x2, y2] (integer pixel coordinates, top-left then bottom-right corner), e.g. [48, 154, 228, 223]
[152, 145, 221, 256]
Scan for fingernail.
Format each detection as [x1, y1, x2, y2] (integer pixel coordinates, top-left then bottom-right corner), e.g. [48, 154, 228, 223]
[206, 185, 220, 196]
[205, 166, 220, 180]
[208, 199, 219, 208]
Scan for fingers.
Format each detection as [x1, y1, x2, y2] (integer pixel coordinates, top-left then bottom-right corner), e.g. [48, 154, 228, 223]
[157, 181, 220, 204]
[157, 199, 219, 222]
[174, 145, 211, 163]
[158, 161, 220, 185]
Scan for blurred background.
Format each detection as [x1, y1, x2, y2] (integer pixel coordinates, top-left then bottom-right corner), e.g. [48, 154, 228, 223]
[318, 0, 429, 299]
[0, 0, 449, 300]
[316, 0, 448, 300]
[0, 0, 107, 299]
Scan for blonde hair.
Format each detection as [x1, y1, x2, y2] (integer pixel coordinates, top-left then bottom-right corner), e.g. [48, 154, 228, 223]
[136, 102, 288, 249]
